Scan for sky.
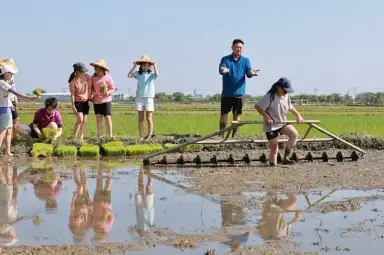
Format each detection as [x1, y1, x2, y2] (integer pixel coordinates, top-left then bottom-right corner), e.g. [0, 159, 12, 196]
[2, 0, 383, 97]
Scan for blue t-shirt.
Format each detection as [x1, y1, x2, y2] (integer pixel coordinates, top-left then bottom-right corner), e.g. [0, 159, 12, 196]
[134, 71, 156, 98]
[219, 55, 252, 97]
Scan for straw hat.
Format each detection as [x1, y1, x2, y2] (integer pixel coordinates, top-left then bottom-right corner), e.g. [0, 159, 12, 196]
[90, 59, 110, 72]
[135, 55, 154, 65]
[0, 58, 19, 73]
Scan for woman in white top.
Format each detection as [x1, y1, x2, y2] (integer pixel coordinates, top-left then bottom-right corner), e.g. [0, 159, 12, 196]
[255, 78, 304, 166]
[0, 65, 39, 156]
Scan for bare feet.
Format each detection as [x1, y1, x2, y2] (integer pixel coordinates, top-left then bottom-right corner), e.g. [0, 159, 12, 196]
[6, 152, 14, 157]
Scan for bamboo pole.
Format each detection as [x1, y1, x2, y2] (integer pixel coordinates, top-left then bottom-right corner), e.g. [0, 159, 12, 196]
[310, 124, 366, 154]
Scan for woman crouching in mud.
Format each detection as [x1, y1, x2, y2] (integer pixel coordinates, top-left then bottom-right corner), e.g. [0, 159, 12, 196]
[255, 78, 304, 166]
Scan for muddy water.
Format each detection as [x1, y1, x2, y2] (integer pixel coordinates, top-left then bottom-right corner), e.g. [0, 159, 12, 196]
[1, 160, 384, 254]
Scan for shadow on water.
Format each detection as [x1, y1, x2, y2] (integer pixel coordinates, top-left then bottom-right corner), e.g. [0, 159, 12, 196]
[1, 159, 384, 254]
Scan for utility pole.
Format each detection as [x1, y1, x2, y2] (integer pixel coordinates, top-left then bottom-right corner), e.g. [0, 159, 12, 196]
[314, 88, 317, 96]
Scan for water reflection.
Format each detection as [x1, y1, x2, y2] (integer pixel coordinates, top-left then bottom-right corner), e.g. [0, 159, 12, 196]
[69, 167, 92, 243]
[135, 168, 155, 237]
[31, 172, 62, 211]
[93, 165, 114, 241]
[259, 192, 303, 240]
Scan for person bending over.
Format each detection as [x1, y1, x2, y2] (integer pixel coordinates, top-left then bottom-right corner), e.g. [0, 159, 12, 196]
[255, 78, 304, 166]
[17, 97, 63, 140]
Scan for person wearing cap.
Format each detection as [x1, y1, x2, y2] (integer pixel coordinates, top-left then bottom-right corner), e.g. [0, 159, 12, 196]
[90, 59, 115, 137]
[219, 39, 260, 137]
[68, 62, 92, 141]
[255, 78, 304, 166]
[0, 64, 39, 156]
[128, 55, 159, 141]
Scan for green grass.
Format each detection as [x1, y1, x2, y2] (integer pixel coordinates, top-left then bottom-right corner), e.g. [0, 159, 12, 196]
[15, 104, 384, 138]
[31, 143, 54, 157]
[79, 143, 100, 157]
[101, 141, 127, 156]
[55, 145, 77, 157]
[126, 144, 163, 156]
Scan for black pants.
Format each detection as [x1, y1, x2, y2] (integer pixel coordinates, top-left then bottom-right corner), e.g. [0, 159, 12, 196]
[75, 101, 90, 115]
[220, 97, 244, 115]
[265, 124, 288, 140]
[94, 102, 112, 116]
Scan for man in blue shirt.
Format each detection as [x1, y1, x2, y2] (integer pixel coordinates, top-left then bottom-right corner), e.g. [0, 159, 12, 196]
[219, 39, 259, 137]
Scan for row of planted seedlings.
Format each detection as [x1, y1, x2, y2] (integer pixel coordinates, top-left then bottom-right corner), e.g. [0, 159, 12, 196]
[30, 141, 203, 158]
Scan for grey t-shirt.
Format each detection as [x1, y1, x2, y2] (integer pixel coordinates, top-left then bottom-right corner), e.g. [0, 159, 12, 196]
[256, 93, 294, 132]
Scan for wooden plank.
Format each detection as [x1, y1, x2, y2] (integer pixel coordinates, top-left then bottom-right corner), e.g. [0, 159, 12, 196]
[196, 138, 334, 144]
[231, 120, 321, 124]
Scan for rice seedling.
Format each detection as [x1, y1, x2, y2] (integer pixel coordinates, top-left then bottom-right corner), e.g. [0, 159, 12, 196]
[42, 128, 57, 138]
[101, 141, 127, 156]
[79, 143, 100, 157]
[32, 88, 42, 96]
[126, 144, 163, 156]
[55, 145, 77, 157]
[31, 143, 54, 157]
[100, 83, 108, 93]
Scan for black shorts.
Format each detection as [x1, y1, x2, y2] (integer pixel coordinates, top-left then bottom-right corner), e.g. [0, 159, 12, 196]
[11, 108, 19, 120]
[75, 101, 90, 115]
[221, 96, 244, 115]
[29, 123, 40, 139]
[94, 102, 112, 116]
[265, 124, 288, 140]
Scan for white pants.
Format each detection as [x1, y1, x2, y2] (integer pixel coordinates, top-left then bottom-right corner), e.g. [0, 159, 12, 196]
[136, 97, 154, 112]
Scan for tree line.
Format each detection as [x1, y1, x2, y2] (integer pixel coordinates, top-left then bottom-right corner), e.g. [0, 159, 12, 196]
[154, 92, 384, 105]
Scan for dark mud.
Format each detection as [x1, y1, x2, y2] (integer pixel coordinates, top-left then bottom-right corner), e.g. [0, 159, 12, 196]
[8, 133, 384, 158]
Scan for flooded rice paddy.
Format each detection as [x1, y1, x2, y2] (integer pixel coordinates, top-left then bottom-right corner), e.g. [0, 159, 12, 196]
[1, 159, 384, 254]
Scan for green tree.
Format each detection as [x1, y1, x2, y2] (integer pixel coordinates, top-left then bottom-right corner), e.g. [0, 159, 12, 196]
[172, 92, 185, 101]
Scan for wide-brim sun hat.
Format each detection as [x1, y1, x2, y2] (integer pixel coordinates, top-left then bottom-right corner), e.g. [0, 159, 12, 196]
[90, 59, 110, 72]
[0, 66, 18, 76]
[135, 55, 154, 65]
[0, 58, 19, 73]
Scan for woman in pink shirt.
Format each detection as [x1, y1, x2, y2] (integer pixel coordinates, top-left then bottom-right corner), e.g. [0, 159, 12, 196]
[68, 62, 92, 141]
[90, 59, 115, 137]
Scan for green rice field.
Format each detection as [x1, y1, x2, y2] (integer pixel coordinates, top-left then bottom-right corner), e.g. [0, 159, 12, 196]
[16, 102, 384, 139]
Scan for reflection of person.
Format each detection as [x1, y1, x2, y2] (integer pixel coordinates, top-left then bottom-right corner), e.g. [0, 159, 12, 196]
[31, 172, 62, 210]
[218, 39, 259, 137]
[135, 168, 155, 236]
[258, 194, 303, 240]
[0, 166, 36, 245]
[90, 59, 115, 137]
[0, 166, 17, 245]
[93, 166, 114, 241]
[17, 97, 63, 140]
[128, 55, 159, 141]
[68, 63, 92, 141]
[255, 78, 304, 166]
[69, 167, 92, 242]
